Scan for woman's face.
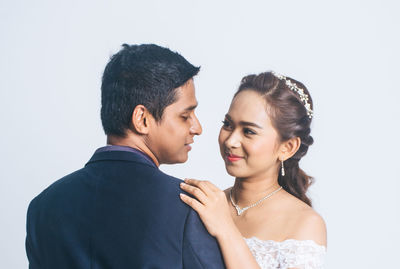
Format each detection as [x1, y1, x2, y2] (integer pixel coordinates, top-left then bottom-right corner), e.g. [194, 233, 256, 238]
[218, 90, 282, 180]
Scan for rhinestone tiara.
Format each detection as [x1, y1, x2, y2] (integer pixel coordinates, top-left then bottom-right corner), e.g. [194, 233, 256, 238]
[272, 71, 313, 119]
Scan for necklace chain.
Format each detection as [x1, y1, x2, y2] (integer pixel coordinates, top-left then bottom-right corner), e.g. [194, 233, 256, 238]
[230, 186, 283, 216]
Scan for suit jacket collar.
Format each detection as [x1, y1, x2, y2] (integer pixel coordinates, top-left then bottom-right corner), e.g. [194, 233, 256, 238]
[86, 149, 158, 169]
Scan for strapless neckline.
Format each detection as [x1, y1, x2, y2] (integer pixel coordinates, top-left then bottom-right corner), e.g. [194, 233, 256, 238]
[244, 237, 326, 250]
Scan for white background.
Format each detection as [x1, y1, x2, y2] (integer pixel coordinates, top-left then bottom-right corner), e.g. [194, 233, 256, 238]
[1, 0, 399, 268]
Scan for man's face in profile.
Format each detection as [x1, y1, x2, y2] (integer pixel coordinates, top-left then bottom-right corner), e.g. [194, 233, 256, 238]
[148, 79, 203, 164]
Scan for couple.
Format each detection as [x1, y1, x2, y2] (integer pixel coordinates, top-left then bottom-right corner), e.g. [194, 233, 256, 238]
[26, 44, 326, 269]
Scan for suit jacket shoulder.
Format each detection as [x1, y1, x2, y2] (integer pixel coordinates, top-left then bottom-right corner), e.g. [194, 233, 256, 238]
[26, 150, 225, 269]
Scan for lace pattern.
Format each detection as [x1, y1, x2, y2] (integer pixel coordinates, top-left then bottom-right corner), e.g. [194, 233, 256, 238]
[244, 237, 326, 269]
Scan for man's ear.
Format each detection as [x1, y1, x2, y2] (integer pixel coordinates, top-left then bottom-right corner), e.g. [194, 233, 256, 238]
[131, 105, 153, 135]
[279, 137, 301, 161]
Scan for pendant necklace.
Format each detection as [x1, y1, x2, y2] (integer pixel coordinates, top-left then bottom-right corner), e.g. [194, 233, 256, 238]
[230, 186, 283, 216]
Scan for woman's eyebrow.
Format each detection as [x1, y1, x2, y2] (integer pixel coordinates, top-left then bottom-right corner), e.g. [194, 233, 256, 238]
[225, 114, 262, 129]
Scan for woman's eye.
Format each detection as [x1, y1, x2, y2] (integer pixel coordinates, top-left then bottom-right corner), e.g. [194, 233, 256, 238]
[222, 120, 231, 128]
[244, 128, 256, 135]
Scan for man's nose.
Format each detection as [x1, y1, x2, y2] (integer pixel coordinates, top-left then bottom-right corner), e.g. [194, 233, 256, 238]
[190, 114, 202, 135]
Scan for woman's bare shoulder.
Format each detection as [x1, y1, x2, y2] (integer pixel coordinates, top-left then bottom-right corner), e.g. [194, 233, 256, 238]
[283, 195, 327, 246]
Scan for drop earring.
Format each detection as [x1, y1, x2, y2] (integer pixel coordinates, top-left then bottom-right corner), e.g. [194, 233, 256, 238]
[281, 159, 285, 176]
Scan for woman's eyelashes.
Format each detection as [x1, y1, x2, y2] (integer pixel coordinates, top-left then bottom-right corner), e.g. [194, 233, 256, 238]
[222, 119, 232, 129]
[222, 119, 256, 135]
[243, 128, 256, 135]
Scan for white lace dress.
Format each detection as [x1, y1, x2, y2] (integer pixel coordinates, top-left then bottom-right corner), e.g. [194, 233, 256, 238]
[244, 237, 326, 269]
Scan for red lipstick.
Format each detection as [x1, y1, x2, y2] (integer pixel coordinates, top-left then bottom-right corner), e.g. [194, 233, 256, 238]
[226, 154, 243, 162]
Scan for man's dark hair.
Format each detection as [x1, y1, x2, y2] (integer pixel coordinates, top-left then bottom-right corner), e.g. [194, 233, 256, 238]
[100, 44, 200, 136]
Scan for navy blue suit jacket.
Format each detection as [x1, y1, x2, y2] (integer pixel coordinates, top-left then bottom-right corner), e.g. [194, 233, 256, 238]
[26, 150, 225, 269]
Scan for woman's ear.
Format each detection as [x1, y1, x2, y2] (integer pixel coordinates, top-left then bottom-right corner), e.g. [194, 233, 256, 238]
[279, 137, 301, 161]
[131, 105, 152, 135]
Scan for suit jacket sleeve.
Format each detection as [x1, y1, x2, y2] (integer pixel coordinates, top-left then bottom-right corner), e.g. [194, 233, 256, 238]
[26, 198, 41, 269]
[182, 209, 225, 269]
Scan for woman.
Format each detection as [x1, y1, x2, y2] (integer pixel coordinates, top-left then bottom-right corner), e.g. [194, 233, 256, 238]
[180, 71, 327, 269]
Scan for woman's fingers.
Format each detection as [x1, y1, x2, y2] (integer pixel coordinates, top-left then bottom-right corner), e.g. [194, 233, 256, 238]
[184, 178, 215, 194]
[180, 180, 233, 238]
[180, 182, 208, 204]
[180, 193, 203, 213]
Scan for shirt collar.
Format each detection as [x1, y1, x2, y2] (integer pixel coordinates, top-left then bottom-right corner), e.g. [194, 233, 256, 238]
[95, 145, 157, 168]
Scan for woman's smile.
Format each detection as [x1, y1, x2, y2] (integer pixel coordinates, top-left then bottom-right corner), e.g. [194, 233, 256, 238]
[226, 153, 244, 162]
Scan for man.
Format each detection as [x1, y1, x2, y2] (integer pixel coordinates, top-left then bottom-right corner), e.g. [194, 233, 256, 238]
[26, 44, 225, 269]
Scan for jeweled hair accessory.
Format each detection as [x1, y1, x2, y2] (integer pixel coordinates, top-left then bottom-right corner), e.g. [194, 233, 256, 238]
[272, 71, 313, 119]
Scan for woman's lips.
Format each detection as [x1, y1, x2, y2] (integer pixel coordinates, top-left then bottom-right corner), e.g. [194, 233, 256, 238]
[226, 154, 243, 162]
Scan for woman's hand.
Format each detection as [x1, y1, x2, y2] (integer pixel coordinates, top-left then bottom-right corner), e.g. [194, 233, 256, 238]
[180, 178, 234, 239]
[181, 179, 261, 269]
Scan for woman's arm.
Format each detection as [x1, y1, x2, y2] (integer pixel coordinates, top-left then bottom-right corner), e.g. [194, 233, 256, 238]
[180, 179, 260, 269]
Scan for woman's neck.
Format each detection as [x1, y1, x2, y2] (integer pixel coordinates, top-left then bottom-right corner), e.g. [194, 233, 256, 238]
[232, 175, 281, 207]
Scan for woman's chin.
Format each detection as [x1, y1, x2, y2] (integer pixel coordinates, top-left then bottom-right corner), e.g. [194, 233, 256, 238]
[225, 166, 246, 178]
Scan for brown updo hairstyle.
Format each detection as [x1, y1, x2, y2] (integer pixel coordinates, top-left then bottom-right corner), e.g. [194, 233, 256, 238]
[235, 71, 314, 206]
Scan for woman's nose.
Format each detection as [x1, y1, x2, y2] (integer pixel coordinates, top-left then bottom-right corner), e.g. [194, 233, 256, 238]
[224, 131, 241, 148]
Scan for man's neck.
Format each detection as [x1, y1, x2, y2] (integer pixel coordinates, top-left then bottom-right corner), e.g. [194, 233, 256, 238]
[107, 135, 160, 167]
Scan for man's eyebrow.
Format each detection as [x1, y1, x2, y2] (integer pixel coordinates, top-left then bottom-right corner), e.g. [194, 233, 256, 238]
[183, 103, 198, 112]
[225, 114, 263, 129]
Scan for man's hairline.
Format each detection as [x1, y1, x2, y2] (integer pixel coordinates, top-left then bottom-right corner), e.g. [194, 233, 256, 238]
[156, 77, 197, 122]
